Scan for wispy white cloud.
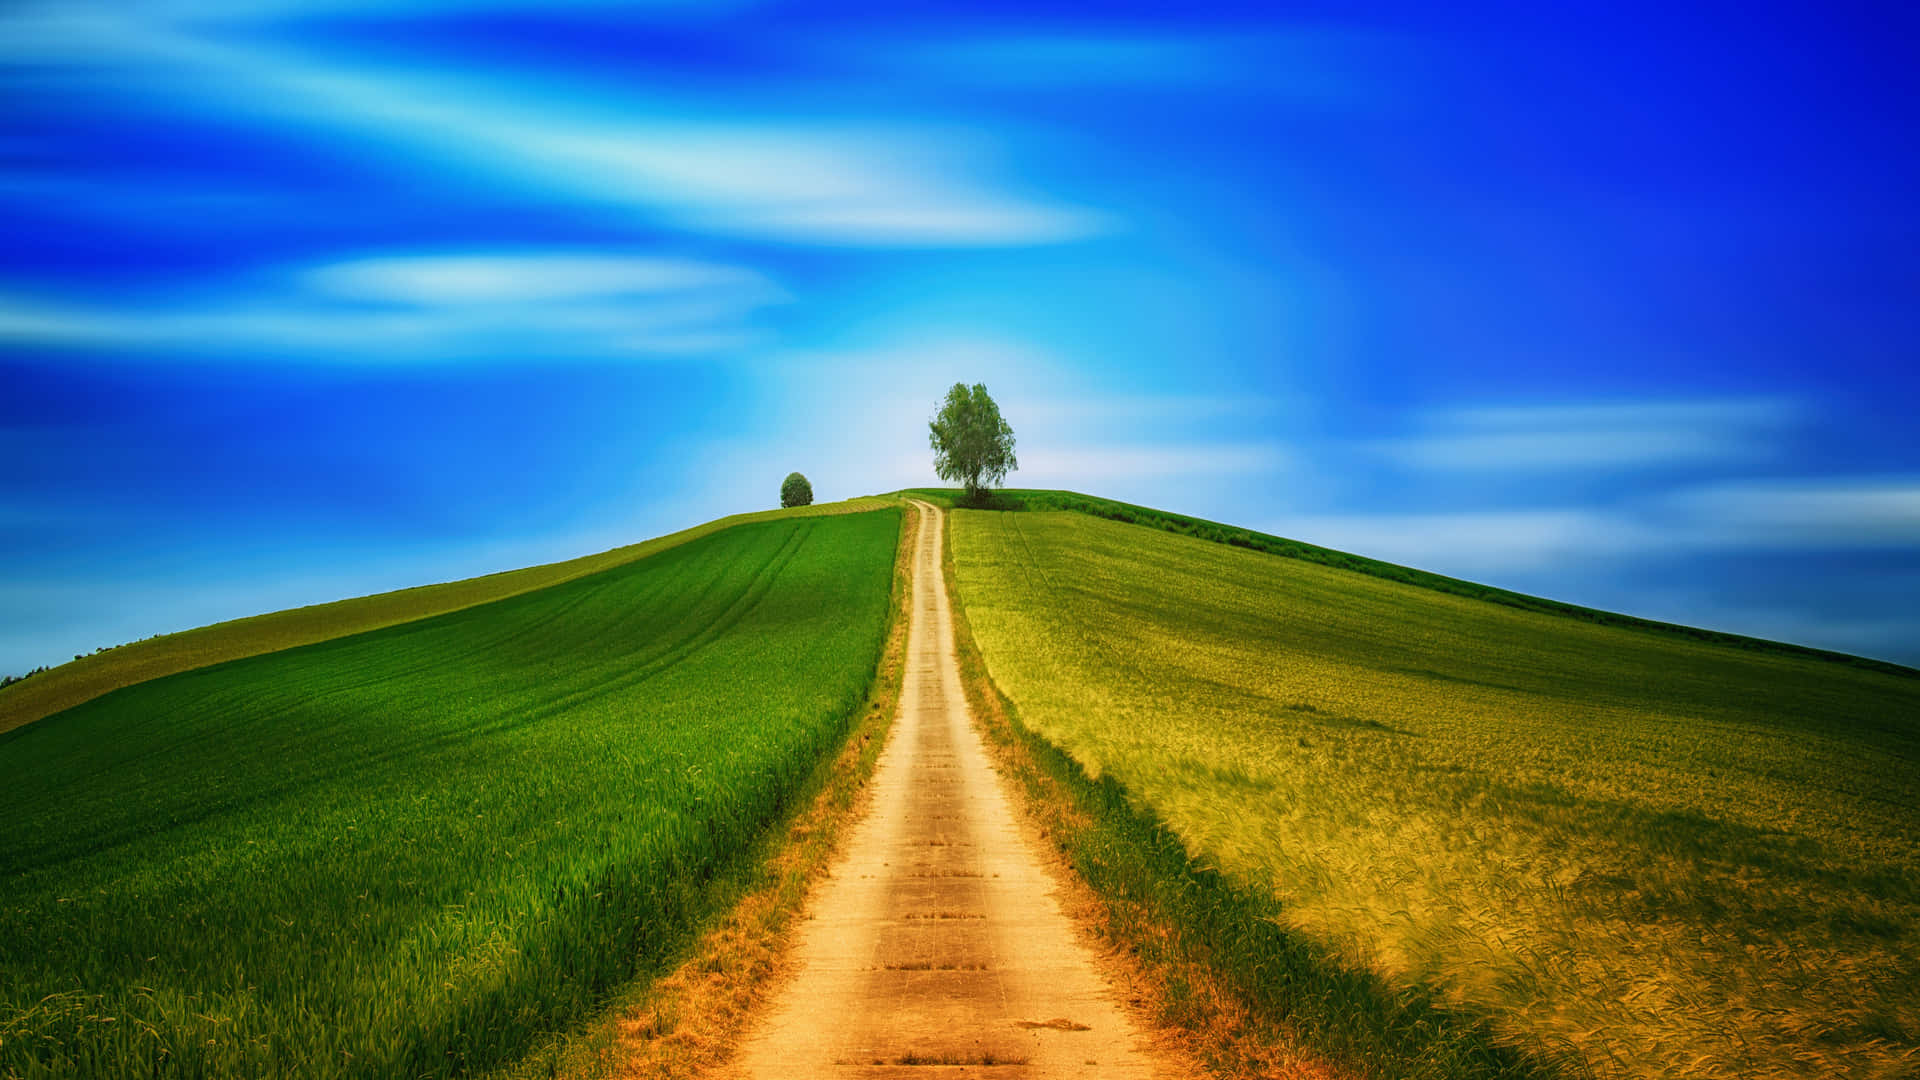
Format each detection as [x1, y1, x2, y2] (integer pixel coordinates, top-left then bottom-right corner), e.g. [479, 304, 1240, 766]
[135, 0, 743, 20]
[1268, 509, 1657, 574]
[0, 296, 767, 359]
[421, 117, 1103, 246]
[712, 199, 1104, 247]
[1663, 477, 1920, 548]
[304, 253, 777, 305]
[1018, 443, 1293, 484]
[1376, 397, 1801, 471]
[1265, 474, 1920, 578]
[1015, 393, 1278, 428]
[0, 250, 785, 361]
[1441, 400, 1800, 431]
[0, 8, 1107, 247]
[1385, 430, 1755, 471]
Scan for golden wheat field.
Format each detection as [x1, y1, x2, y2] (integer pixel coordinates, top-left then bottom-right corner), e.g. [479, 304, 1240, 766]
[949, 507, 1920, 1079]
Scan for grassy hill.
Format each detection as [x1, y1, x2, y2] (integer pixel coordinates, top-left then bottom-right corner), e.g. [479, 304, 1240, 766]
[0, 507, 901, 1079]
[945, 499, 1920, 1079]
[903, 487, 1911, 676]
[0, 497, 892, 737]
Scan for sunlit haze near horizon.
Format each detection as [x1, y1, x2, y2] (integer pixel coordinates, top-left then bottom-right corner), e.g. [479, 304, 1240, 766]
[3, 0, 1918, 672]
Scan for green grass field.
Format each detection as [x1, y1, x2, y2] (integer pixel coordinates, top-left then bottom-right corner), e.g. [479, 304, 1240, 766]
[949, 505, 1920, 1079]
[0, 497, 892, 737]
[0, 508, 900, 1079]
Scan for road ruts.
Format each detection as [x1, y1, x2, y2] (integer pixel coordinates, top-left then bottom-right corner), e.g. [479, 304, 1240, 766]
[732, 500, 1161, 1079]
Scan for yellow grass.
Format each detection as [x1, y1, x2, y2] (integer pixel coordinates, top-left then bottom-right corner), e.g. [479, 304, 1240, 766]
[950, 508, 1920, 1079]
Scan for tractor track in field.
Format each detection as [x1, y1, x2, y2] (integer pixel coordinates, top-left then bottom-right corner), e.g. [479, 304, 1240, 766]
[729, 501, 1170, 1080]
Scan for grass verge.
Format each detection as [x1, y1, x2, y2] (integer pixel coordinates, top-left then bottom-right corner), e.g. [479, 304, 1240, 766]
[937, 510, 1558, 1080]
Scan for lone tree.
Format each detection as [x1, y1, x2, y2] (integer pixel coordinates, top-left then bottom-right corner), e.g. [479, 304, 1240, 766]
[780, 472, 814, 508]
[929, 382, 1016, 505]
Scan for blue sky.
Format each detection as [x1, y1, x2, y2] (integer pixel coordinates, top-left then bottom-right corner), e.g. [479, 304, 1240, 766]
[3, 0, 1918, 672]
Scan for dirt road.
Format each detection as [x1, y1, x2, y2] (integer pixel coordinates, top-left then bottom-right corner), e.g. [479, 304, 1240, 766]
[732, 501, 1162, 1078]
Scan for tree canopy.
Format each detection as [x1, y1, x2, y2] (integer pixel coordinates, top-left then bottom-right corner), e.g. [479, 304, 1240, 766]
[780, 472, 813, 508]
[928, 383, 1016, 503]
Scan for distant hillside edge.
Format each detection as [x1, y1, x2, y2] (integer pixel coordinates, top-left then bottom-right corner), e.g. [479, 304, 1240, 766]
[0, 497, 895, 736]
[900, 487, 1916, 680]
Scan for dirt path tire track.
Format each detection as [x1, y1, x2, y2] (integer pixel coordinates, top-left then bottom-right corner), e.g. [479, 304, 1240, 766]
[731, 501, 1165, 1079]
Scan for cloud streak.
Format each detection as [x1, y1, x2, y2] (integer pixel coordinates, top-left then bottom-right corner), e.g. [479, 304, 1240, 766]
[0, 250, 786, 361]
[304, 253, 777, 305]
[1665, 477, 1920, 548]
[1376, 397, 1802, 471]
[1269, 475, 1920, 577]
[1269, 509, 1654, 574]
[2, 7, 1108, 248]
[1018, 443, 1293, 484]
[138, 0, 740, 20]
